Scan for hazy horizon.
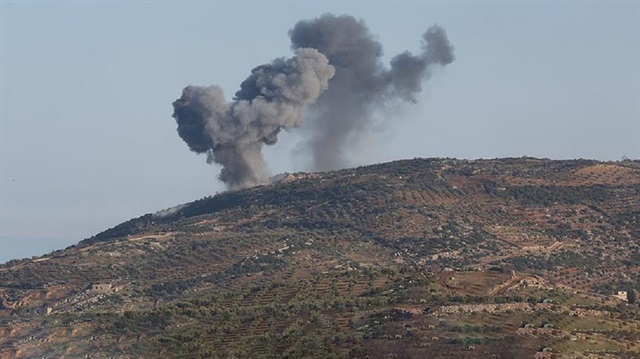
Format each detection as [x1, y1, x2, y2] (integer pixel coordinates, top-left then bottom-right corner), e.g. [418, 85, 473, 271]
[1, 1, 639, 263]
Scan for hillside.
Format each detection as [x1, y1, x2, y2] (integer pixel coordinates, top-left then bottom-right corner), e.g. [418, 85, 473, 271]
[1, 157, 639, 359]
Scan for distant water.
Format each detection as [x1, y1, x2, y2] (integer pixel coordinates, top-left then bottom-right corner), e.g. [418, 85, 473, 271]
[0, 236, 77, 264]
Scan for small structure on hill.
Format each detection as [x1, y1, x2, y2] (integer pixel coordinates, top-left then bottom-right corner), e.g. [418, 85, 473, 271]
[90, 283, 116, 293]
[271, 172, 319, 184]
[614, 291, 628, 302]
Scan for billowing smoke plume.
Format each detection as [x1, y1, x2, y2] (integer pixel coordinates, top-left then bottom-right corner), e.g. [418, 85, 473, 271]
[289, 14, 455, 171]
[173, 14, 454, 189]
[172, 48, 335, 189]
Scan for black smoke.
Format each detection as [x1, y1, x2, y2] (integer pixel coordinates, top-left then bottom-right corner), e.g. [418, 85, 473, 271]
[289, 14, 455, 171]
[172, 13, 454, 188]
[172, 48, 335, 189]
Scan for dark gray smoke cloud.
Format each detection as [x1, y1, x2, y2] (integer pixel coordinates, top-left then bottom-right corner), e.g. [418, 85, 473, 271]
[172, 14, 454, 189]
[289, 14, 455, 171]
[172, 48, 335, 189]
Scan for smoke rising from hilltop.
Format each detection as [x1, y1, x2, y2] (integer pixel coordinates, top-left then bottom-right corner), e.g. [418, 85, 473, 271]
[172, 48, 335, 189]
[289, 14, 455, 171]
[172, 13, 454, 188]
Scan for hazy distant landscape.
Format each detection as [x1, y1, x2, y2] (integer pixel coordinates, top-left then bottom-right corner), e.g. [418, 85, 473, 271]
[2, 2, 638, 260]
[0, 237, 74, 264]
[1, 2, 638, 359]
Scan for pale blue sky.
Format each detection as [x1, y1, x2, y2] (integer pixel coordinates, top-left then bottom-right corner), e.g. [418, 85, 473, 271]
[1, 1, 639, 262]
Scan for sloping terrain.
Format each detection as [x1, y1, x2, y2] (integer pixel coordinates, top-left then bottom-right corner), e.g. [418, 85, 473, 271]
[1, 157, 639, 358]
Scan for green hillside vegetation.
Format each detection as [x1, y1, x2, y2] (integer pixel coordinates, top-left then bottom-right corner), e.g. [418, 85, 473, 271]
[1, 157, 639, 358]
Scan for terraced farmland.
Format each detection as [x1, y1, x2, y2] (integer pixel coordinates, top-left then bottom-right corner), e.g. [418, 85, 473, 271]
[1, 157, 639, 358]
